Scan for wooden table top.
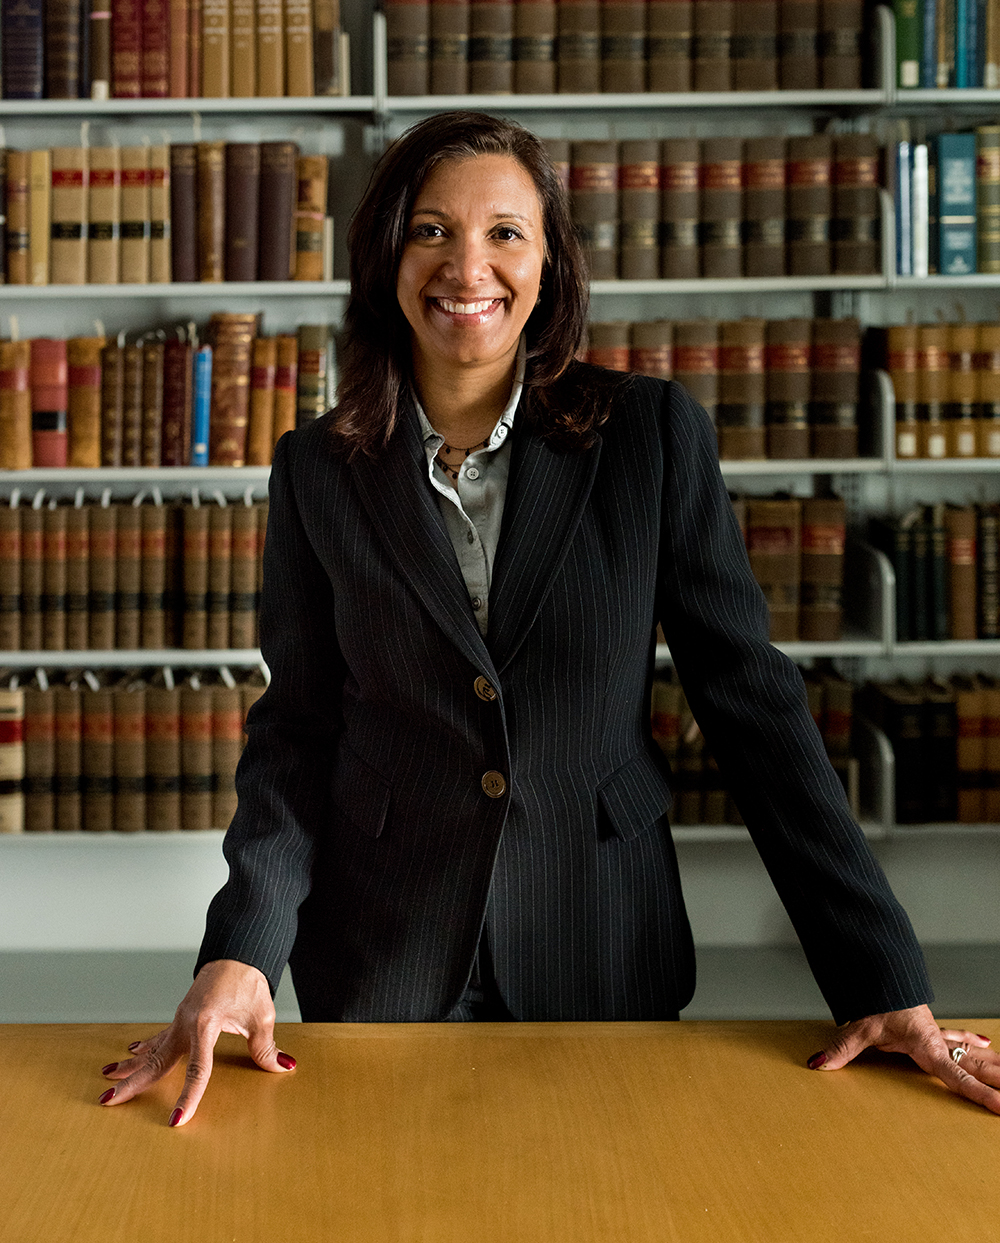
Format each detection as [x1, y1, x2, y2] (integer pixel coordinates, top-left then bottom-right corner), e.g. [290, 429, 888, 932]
[3, 1020, 997, 1243]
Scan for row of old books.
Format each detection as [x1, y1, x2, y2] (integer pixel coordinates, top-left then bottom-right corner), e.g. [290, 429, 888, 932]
[0, 0, 348, 99]
[890, 124, 1000, 276]
[0, 669, 265, 834]
[878, 321, 1000, 459]
[895, 0, 1000, 87]
[861, 674, 1000, 824]
[547, 134, 880, 281]
[869, 503, 1000, 642]
[386, 0, 866, 96]
[0, 316, 334, 469]
[0, 494, 268, 653]
[585, 316, 862, 460]
[0, 143, 332, 285]
[650, 664, 859, 825]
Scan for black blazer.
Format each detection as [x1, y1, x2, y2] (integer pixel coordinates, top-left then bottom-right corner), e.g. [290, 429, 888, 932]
[197, 367, 931, 1023]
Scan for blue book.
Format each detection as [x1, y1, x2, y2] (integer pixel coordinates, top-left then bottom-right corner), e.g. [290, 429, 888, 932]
[192, 346, 213, 467]
[919, 0, 937, 85]
[896, 141, 913, 275]
[935, 132, 977, 273]
[1, 0, 45, 99]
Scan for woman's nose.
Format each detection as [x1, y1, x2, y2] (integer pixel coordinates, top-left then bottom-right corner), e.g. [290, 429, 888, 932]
[442, 235, 491, 284]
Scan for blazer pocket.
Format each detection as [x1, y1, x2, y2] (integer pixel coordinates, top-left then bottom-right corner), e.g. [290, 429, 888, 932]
[597, 750, 674, 842]
[331, 743, 391, 839]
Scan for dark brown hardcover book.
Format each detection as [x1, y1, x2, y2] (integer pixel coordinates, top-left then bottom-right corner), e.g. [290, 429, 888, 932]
[65, 503, 89, 650]
[700, 137, 742, 278]
[230, 502, 259, 648]
[718, 318, 766, 459]
[886, 323, 919, 460]
[67, 337, 104, 469]
[169, 144, 197, 284]
[947, 323, 978, 460]
[673, 319, 719, 423]
[800, 495, 845, 640]
[212, 682, 242, 828]
[470, 0, 514, 92]
[916, 322, 948, 460]
[207, 502, 233, 648]
[196, 141, 225, 283]
[387, 0, 430, 94]
[786, 134, 832, 277]
[189, 0, 202, 97]
[692, 0, 732, 90]
[224, 142, 261, 282]
[977, 323, 1000, 459]
[169, 0, 190, 96]
[630, 320, 673, 379]
[115, 502, 141, 650]
[99, 342, 124, 466]
[557, 0, 600, 91]
[140, 502, 168, 649]
[54, 683, 82, 832]
[541, 138, 570, 193]
[601, 0, 646, 91]
[247, 336, 277, 465]
[819, 0, 860, 87]
[810, 318, 859, 458]
[120, 342, 144, 467]
[162, 338, 193, 466]
[5, 152, 31, 287]
[142, 0, 169, 94]
[23, 685, 55, 832]
[113, 678, 145, 832]
[746, 496, 801, 641]
[182, 502, 209, 650]
[945, 504, 977, 640]
[981, 677, 1000, 822]
[208, 313, 257, 465]
[571, 141, 618, 279]
[294, 154, 328, 282]
[833, 134, 879, 276]
[732, 0, 777, 88]
[19, 505, 43, 652]
[952, 674, 985, 823]
[0, 506, 21, 652]
[88, 502, 117, 649]
[978, 505, 1000, 639]
[181, 680, 214, 830]
[587, 321, 631, 371]
[42, 502, 68, 652]
[89, 0, 113, 97]
[430, 0, 470, 92]
[296, 325, 331, 425]
[778, 0, 817, 87]
[46, 0, 83, 97]
[647, 0, 692, 89]
[743, 136, 786, 278]
[141, 341, 164, 467]
[81, 683, 114, 830]
[258, 142, 299, 282]
[514, 0, 556, 91]
[146, 681, 181, 831]
[618, 141, 659, 279]
[765, 317, 810, 458]
[111, 0, 143, 96]
[660, 138, 699, 279]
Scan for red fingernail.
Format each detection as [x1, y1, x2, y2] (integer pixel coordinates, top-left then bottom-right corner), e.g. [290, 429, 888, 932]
[277, 1052, 296, 1070]
[978, 1035, 991, 1043]
[101, 1063, 118, 1076]
[98, 1088, 116, 1104]
[128, 1041, 141, 1053]
[807, 1052, 828, 1070]
[168, 1108, 183, 1127]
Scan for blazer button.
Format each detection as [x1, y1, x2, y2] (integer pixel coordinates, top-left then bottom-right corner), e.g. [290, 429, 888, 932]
[481, 771, 506, 798]
[474, 676, 497, 702]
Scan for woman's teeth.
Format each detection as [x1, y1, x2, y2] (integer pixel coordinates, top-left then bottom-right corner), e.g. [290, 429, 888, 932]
[436, 299, 497, 315]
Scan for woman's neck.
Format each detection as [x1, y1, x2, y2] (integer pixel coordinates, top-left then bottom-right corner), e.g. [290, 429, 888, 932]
[412, 352, 518, 447]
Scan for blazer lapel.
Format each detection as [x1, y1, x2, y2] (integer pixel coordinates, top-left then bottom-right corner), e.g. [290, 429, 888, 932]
[488, 423, 602, 675]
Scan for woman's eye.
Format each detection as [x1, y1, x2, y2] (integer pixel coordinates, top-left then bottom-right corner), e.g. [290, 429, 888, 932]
[412, 223, 445, 239]
[494, 226, 522, 241]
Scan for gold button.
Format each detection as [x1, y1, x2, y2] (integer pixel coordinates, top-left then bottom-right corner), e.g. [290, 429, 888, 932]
[474, 676, 497, 702]
[481, 771, 506, 798]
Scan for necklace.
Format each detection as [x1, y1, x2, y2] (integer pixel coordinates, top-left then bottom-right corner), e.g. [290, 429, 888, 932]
[435, 436, 489, 482]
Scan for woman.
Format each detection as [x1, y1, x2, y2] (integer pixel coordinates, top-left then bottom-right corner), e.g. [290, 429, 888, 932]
[98, 113, 998, 1125]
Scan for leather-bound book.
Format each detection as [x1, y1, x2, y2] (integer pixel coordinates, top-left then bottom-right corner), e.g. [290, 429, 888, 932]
[257, 0, 286, 94]
[818, 0, 860, 87]
[630, 320, 673, 379]
[647, 0, 692, 89]
[182, 502, 210, 649]
[20, 503, 44, 650]
[916, 322, 947, 460]
[313, 0, 344, 95]
[161, 337, 193, 465]
[743, 136, 786, 278]
[786, 134, 832, 277]
[570, 140, 618, 279]
[601, 0, 646, 92]
[285, 0, 315, 92]
[978, 504, 1000, 639]
[717, 318, 766, 459]
[541, 137, 570, 192]
[65, 501, 89, 649]
[23, 685, 55, 832]
[207, 503, 232, 647]
[87, 145, 121, 284]
[201, 0, 230, 95]
[799, 494, 845, 640]
[294, 154, 328, 280]
[765, 317, 810, 458]
[224, 143, 261, 281]
[208, 312, 258, 464]
[951, 674, 985, 823]
[141, 341, 164, 465]
[2, 0, 45, 99]
[229, 501, 259, 647]
[700, 137, 742, 278]
[149, 145, 171, 282]
[169, 144, 197, 283]
[810, 317, 859, 458]
[258, 142, 299, 281]
[53, 681, 83, 832]
[89, 0, 112, 97]
[983, 677, 1000, 821]
[0, 506, 23, 651]
[50, 146, 88, 285]
[247, 336, 278, 464]
[673, 319, 719, 423]
[977, 127, 1000, 276]
[778, 0, 817, 87]
[141, 0, 169, 94]
[0, 689, 26, 834]
[819, 670, 856, 808]
[230, 0, 256, 94]
[29, 149, 52, 286]
[469, 0, 514, 92]
[81, 681, 114, 830]
[5, 151, 32, 285]
[196, 140, 225, 282]
[746, 495, 801, 641]
[514, 0, 555, 91]
[30, 338, 69, 467]
[273, 335, 299, 445]
[587, 321, 631, 371]
[945, 323, 978, 459]
[387, 0, 430, 93]
[88, 501, 117, 649]
[296, 325, 331, 424]
[886, 322, 919, 459]
[692, 0, 732, 90]
[115, 502, 142, 649]
[189, 0, 202, 95]
[146, 679, 181, 830]
[111, 0, 143, 96]
[120, 145, 151, 283]
[732, 0, 777, 89]
[169, 0, 191, 96]
[120, 341, 144, 466]
[429, 0, 469, 92]
[45, 0, 82, 97]
[978, 323, 1000, 459]
[212, 681, 242, 828]
[833, 134, 879, 276]
[0, 340, 33, 470]
[181, 680, 214, 830]
[99, 341, 124, 465]
[618, 140, 659, 280]
[42, 502, 69, 651]
[557, 0, 600, 91]
[112, 678, 146, 833]
[945, 504, 977, 640]
[140, 501, 168, 648]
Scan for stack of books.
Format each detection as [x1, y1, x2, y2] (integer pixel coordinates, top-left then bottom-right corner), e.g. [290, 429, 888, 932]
[895, 0, 1000, 88]
[0, 316, 335, 469]
[586, 316, 864, 460]
[0, 143, 333, 285]
[0, 0, 349, 99]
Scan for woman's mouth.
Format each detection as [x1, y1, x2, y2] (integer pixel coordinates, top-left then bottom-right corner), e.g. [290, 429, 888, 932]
[430, 297, 503, 321]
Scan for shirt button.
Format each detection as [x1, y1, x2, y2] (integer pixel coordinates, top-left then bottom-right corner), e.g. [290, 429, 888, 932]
[466, 467, 480, 480]
[471, 596, 483, 611]
[474, 676, 497, 702]
[482, 771, 506, 798]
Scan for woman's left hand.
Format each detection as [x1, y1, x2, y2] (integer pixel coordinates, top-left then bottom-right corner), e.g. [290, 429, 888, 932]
[807, 1004, 1000, 1114]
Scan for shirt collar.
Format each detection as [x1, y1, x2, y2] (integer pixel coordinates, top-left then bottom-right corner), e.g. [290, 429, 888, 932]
[415, 336, 525, 451]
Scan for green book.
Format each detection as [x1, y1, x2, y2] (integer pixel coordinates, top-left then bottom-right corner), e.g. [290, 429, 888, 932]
[895, 0, 921, 87]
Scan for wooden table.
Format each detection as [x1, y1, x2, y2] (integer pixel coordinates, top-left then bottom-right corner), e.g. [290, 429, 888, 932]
[3, 1020, 997, 1243]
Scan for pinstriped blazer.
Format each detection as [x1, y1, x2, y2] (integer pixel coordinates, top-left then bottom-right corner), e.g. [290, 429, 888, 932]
[196, 364, 932, 1024]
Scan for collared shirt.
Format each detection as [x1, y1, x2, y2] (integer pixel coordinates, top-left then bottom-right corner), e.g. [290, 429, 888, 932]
[414, 338, 525, 637]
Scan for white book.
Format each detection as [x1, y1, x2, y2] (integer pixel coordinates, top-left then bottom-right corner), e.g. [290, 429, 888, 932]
[911, 142, 929, 279]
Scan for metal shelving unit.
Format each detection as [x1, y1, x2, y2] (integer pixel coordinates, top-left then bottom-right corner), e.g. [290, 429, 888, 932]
[0, 281, 351, 299]
[0, 649, 264, 668]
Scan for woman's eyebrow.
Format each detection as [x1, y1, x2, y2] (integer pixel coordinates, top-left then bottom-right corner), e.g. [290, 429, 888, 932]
[411, 208, 532, 222]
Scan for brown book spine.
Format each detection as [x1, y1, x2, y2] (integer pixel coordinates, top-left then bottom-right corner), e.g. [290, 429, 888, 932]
[207, 502, 233, 647]
[149, 144, 171, 282]
[224, 142, 261, 281]
[778, 0, 817, 87]
[692, 0, 731, 90]
[162, 338, 193, 465]
[982, 679, 1000, 822]
[947, 322, 978, 459]
[120, 342, 144, 466]
[0, 690, 25, 834]
[587, 321, 631, 371]
[19, 505, 43, 651]
[81, 684, 114, 830]
[647, 0, 692, 89]
[514, 0, 555, 92]
[54, 684, 82, 831]
[88, 502, 117, 649]
[660, 139, 700, 279]
[819, 0, 860, 87]
[189, 0, 203, 95]
[120, 145, 151, 283]
[765, 317, 810, 459]
[953, 675, 985, 823]
[201, 0, 230, 94]
[229, 501, 259, 647]
[601, 0, 646, 91]
[182, 503, 209, 649]
[810, 318, 860, 458]
[833, 134, 880, 276]
[140, 502, 168, 647]
[571, 140, 618, 280]
[247, 336, 278, 464]
[700, 137, 742, 279]
[169, 0, 191, 95]
[46, 0, 83, 98]
[630, 319, 673, 379]
[429, 0, 470, 91]
[90, 0, 113, 98]
[470, 0, 514, 93]
[258, 142, 299, 282]
[746, 496, 801, 641]
[230, 0, 257, 94]
[99, 342, 124, 466]
[977, 323, 1000, 459]
[313, 0, 343, 96]
[718, 318, 766, 459]
[212, 683, 242, 828]
[388, 0, 430, 94]
[42, 502, 68, 651]
[0, 506, 21, 651]
[296, 325, 330, 425]
[196, 141, 225, 282]
[978, 505, 1000, 639]
[23, 686, 55, 832]
[542, 138, 570, 195]
[115, 502, 142, 649]
[30, 338, 69, 467]
[946, 504, 978, 640]
[618, 140, 659, 280]
[257, 0, 286, 93]
[294, 154, 328, 282]
[743, 136, 786, 279]
[887, 322, 919, 459]
[169, 144, 197, 283]
[732, 0, 777, 89]
[181, 682, 214, 830]
[142, 0, 169, 94]
[800, 495, 845, 640]
[209, 314, 256, 464]
[112, 0, 143, 97]
[114, 682, 146, 831]
[0, 340, 33, 470]
[285, 0, 315, 93]
[65, 502, 89, 650]
[87, 146, 121, 284]
[50, 146, 88, 285]
[29, 150, 51, 286]
[5, 151, 32, 286]
[558, 0, 600, 91]
[786, 134, 832, 277]
[673, 319, 719, 423]
[917, 322, 948, 460]
[141, 341, 165, 465]
[273, 335, 299, 446]
[146, 684, 181, 830]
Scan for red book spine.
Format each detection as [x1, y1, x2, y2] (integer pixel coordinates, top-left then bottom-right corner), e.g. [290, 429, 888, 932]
[141, 0, 170, 95]
[30, 339, 69, 468]
[112, 0, 144, 96]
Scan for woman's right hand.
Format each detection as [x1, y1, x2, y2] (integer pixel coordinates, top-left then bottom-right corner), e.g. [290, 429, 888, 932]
[97, 958, 296, 1127]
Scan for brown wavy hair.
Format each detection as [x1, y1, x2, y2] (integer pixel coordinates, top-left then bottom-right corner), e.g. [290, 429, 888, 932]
[333, 110, 626, 458]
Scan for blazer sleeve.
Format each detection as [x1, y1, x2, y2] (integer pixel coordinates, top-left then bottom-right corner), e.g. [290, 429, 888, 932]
[654, 380, 932, 1024]
[195, 430, 347, 995]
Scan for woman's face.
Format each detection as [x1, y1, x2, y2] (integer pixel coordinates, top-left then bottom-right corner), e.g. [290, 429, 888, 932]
[396, 154, 546, 382]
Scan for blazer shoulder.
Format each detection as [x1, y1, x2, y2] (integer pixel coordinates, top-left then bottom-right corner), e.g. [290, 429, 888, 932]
[274, 408, 343, 469]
